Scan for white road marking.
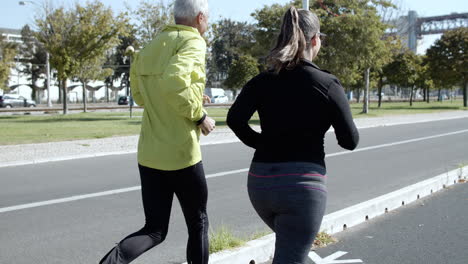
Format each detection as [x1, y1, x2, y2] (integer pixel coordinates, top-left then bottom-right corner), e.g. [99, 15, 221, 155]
[1, 129, 467, 214]
[0, 186, 141, 213]
[309, 251, 363, 264]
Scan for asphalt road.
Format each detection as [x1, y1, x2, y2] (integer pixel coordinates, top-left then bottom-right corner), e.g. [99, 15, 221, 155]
[1, 118, 467, 264]
[311, 182, 468, 264]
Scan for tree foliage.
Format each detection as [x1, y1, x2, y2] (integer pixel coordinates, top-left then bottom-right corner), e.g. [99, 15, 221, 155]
[19, 25, 48, 100]
[35, 0, 128, 114]
[0, 35, 17, 90]
[383, 51, 422, 106]
[207, 19, 256, 86]
[426, 28, 468, 107]
[224, 55, 259, 95]
[126, 0, 173, 47]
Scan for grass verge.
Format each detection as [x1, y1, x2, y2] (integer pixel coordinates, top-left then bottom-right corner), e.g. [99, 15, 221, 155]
[209, 226, 246, 254]
[313, 232, 338, 248]
[208, 226, 336, 254]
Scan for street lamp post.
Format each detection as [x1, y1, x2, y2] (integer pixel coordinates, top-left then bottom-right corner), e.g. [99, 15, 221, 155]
[125, 46, 135, 118]
[46, 52, 51, 107]
[19, 0, 53, 107]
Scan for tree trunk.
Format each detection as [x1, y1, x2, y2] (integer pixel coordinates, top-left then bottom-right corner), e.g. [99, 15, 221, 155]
[409, 85, 414, 107]
[106, 83, 110, 103]
[58, 83, 62, 104]
[362, 68, 370, 114]
[378, 76, 383, 108]
[357, 88, 361, 103]
[82, 81, 87, 113]
[427, 87, 430, 103]
[62, 79, 68, 115]
[438, 88, 442, 102]
[464, 81, 467, 108]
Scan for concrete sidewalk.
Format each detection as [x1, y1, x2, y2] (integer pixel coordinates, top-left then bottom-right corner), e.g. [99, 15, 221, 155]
[1, 110, 467, 168]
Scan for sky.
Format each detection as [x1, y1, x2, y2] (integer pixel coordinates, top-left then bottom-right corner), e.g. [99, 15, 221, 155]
[1, 0, 467, 53]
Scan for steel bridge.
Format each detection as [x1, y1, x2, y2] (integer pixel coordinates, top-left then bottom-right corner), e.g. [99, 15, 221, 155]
[389, 11, 468, 52]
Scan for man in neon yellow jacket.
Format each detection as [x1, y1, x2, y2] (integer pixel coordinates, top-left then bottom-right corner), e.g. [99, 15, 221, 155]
[99, 1, 215, 263]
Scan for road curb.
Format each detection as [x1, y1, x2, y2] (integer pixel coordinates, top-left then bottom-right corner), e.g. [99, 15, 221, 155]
[186, 165, 468, 264]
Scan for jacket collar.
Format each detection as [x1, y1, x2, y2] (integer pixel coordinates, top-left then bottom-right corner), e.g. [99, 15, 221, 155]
[164, 24, 200, 35]
[300, 59, 321, 70]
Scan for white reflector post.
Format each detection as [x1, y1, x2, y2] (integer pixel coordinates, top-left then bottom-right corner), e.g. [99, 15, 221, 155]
[303, 0, 309, 9]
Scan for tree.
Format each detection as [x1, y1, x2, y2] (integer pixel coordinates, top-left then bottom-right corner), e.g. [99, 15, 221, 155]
[306, 0, 393, 113]
[384, 51, 422, 106]
[416, 57, 434, 103]
[74, 55, 113, 112]
[0, 35, 17, 91]
[426, 28, 468, 107]
[36, 0, 128, 114]
[250, 3, 288, 60]
[126, 0, 173, 47]
[19, 25, 48, 102]
[108, 24, 139, 97]
[207, 19, 256, 86]
[224, 55, 259, 97]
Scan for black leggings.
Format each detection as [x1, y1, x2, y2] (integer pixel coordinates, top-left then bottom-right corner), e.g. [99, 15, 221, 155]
[99, 162, 209, 264]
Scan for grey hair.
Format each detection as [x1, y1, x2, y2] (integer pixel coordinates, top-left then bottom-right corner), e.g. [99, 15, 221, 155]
[174, 0, 209, 22]
[268, 6, 320, 73]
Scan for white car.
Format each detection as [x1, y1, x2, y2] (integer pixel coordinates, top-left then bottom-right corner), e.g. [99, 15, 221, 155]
[212, 95, 228, 104]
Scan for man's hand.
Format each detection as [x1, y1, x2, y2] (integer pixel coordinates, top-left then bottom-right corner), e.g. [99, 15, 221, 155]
[198, 116, 216, 136]
[203, 95, 211, 105]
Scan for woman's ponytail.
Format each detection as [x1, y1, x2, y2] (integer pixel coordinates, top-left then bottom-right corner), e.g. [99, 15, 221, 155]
[267, 6, 320, 73]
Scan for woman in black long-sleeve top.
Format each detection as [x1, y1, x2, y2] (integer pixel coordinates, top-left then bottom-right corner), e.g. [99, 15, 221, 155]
[227, 6, 359, 264]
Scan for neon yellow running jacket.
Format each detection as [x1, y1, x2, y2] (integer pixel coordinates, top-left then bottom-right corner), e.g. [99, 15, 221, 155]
[130, 24, 207, 171]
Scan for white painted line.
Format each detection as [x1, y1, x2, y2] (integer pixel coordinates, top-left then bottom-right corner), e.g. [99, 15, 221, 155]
[327, 129, 468, 158]
[0, 186, 141, 214]
[309, 251, 363, 264]
[1, 129, 467, 214]
[207, 168, 249, 179]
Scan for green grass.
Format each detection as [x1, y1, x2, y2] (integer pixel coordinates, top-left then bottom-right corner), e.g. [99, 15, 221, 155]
[0, 112, 143, 145]
[208, 226, 337, 254]
[208, 226, 272, 254]
[0, 100, 466, 145]
[209, 226, 246, 254]
[313, 232, 337, 248]
[350, 100, 467, 118]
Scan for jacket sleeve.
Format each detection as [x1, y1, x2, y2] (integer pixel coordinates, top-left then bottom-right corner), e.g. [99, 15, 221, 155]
[130, 53, 144, 107]
[160, 37, 206, 122]
[227, 80, 261, 149]
[328, 79, 360, 150]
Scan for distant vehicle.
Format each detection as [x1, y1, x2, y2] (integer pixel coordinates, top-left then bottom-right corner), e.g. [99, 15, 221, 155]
[205, 88, 228, 103]
[117, 96, 138, 106]
[0, 94, 36, 108]
[212, 95, 229, 104]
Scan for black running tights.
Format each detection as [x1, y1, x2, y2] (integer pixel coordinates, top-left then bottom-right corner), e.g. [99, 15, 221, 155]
[99, 162, 209, 264]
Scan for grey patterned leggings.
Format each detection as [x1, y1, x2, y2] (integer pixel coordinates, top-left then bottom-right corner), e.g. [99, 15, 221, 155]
[248, 162, 327, 264]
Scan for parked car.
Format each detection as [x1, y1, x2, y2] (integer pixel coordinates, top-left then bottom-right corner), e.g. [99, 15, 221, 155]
[117, 96, 138, 106]
[212, 95, 229, 104]
[0, 94, 36, 108]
